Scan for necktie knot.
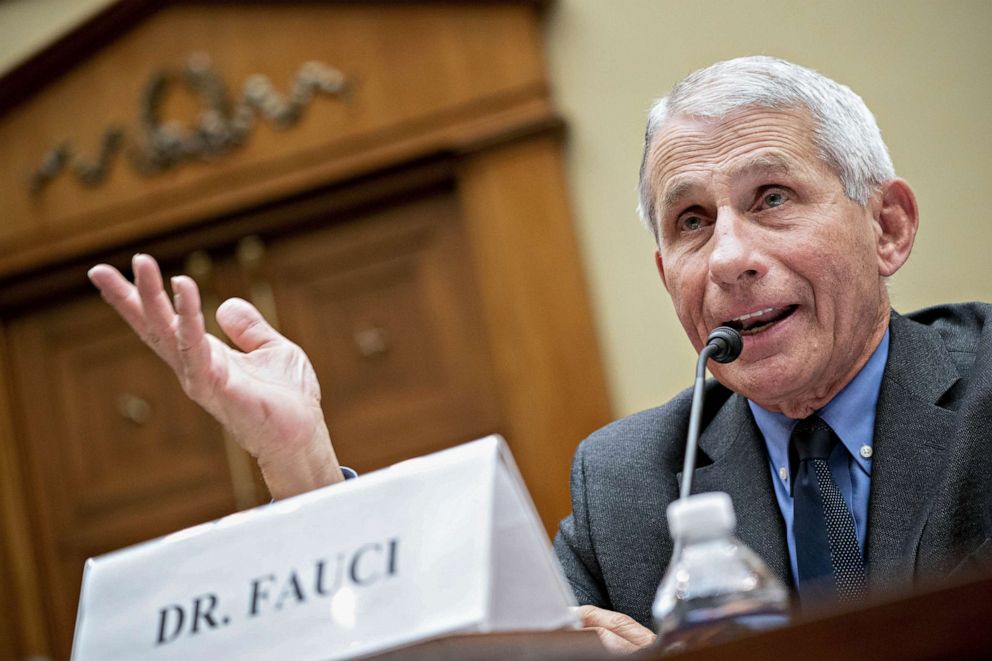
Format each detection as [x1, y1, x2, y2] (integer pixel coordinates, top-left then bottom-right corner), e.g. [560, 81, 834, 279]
[792, 416, 837, 461]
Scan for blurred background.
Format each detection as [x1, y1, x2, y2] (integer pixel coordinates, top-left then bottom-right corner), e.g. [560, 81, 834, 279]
[1, 1, 989, 659]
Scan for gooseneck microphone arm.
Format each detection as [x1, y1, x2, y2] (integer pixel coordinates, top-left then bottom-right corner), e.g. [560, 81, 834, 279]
[678, 326, 743, 501]
[679, 342, 720, 501]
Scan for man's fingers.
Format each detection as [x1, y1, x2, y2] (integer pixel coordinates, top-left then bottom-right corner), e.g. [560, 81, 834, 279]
[588, 627, 641, 655]
[216, 297, 284, 353]
[88, 264, 150, 338]
[575, 605, 656, 650]
[172, 275, 214, 390]
[133, 254, 179, 363]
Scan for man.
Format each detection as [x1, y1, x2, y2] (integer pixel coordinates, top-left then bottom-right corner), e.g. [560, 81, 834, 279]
[88, 57, 992, 653]
[553, 56, 991, 650]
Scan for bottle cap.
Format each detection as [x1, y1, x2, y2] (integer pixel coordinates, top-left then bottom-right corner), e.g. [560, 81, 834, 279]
[666, 492, 736, 540]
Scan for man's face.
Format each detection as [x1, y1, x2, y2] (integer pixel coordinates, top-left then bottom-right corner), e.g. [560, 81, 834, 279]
[648, 107, 890, 415]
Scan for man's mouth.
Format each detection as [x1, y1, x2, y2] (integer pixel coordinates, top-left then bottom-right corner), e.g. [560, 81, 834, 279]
[722, 305, 798, 336]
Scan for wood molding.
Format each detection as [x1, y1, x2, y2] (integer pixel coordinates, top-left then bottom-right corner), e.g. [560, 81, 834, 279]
[0, 92, 560, 282]
[0, 0, 156, 118]
[457, 134, 613, 533]
[0, 155, 455, 314]
[0, 324, 52, 657]
[0, 1, 557, 280]
[0, 0, 551, 119]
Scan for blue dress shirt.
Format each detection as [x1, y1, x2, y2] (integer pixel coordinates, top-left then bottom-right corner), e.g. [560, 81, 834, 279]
[748, 330, 889, 584]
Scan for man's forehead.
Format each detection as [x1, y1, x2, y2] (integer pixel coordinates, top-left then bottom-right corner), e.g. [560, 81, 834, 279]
[661, 154, 796, 210]
[647, 107, 821, 209]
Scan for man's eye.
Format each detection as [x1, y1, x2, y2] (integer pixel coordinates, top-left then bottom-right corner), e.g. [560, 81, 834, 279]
[680, 215, 704, 231]
[762, 191, 787, 208]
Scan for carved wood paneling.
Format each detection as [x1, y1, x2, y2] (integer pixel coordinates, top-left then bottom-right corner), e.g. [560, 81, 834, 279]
[4, 295, 238, 655]
[0, 3, 612, 657]
[266, 190, 504, 472]
[0, 2, 549, 279]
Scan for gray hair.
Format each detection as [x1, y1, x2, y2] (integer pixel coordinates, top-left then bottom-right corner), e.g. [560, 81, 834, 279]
[637, 56, 895, 241]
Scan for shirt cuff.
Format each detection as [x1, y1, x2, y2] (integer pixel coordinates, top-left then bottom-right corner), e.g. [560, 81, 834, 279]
[269, 466, 359, 503]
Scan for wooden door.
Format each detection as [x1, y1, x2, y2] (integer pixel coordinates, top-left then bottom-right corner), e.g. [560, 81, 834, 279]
[257, 188, 504, 472]
[3, 289, 240, 657]
[1, 183, 508, 658]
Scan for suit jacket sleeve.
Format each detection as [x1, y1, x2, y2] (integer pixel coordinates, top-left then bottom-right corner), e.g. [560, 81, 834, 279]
[554, 439, 611, 609]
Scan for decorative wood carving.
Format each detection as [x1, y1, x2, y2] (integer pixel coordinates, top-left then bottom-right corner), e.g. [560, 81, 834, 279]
[30, 56, 348, 191]
[0, 2, 552, 280]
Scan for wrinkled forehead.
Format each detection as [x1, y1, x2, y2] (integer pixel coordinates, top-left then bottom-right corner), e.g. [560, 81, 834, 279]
[646, 106, 833, 210]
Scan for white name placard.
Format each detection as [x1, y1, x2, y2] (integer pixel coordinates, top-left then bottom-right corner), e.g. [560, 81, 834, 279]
[71, 436, 578, 660]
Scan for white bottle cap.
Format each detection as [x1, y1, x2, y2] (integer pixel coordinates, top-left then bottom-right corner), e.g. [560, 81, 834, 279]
[666, 492, 736, 540]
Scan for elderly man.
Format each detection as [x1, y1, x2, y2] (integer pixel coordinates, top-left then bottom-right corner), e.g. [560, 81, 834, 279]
[554, 56, 991, 650]
[88, 56, 992, 652]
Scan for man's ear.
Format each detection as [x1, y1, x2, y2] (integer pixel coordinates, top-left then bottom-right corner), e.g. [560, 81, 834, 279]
[874, 178, 919, 277]
[654, 249, 669, 291]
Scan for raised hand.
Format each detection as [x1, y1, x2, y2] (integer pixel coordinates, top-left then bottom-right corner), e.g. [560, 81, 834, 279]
[88, 253, 344, 499]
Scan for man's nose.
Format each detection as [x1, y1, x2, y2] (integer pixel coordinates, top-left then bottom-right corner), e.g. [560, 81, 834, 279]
[707, 209, 768, 287]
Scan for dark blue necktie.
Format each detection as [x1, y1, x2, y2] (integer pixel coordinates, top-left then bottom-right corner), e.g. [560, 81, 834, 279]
[791, 416, 866, 605]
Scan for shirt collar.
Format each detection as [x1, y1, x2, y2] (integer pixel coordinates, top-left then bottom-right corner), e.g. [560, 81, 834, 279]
[748, 329, 890, 478]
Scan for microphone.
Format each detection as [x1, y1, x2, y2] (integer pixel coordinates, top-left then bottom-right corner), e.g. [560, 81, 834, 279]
[679, 326, 743, 500]
[705, 326, 743, 364]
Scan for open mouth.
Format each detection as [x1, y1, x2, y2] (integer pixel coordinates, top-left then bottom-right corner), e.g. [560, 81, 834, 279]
[722, 305, 798, 336]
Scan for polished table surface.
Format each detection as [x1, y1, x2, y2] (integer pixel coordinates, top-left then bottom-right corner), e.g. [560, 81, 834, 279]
[652, 573, 992, 661]
[369, 573, 992, 660]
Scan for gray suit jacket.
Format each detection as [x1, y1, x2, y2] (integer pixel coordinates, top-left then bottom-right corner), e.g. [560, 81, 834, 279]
[554, 303, 992, 626]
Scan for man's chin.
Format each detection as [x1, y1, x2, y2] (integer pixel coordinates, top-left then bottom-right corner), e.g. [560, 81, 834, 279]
[711, 360, 810, 410]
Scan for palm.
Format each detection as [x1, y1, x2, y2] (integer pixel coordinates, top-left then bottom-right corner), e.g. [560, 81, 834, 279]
[88, 254, 342, 498]
[200, 331, 323, 458]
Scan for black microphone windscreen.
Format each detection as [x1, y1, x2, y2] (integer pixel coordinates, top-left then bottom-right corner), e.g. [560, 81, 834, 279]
[707, 326, 743, 363]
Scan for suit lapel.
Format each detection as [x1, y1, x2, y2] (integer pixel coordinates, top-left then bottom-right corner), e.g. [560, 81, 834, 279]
[867, 312, 960, 591]
[689, 393, 792, 585]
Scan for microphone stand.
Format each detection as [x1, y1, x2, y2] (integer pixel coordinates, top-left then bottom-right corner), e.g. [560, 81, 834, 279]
[672, 326, 742, 556]
[680, 342, 720, 501]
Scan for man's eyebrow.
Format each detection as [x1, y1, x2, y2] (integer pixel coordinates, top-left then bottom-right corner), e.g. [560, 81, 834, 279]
[658, 154, 796, 214]
[660, 179, 697, 213]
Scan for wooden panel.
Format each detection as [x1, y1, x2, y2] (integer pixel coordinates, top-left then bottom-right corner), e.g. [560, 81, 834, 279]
[4, 293, 238, 657]
[264, 189, 504, 472]
[0, 6, 613, 657]
[0, 1, 550, 278]
[457, 134, 613, 534]
[0, 543, 17, 661]
[0, 324, 50, 658]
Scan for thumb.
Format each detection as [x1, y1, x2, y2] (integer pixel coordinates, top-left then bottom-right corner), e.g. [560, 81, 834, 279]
[216, 298, 284, 352]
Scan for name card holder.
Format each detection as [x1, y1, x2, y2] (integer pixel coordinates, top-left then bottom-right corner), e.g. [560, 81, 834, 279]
[71, 436, 579, 660]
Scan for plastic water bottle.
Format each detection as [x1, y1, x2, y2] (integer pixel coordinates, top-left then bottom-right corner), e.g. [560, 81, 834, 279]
[652, 492, 790, 653]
